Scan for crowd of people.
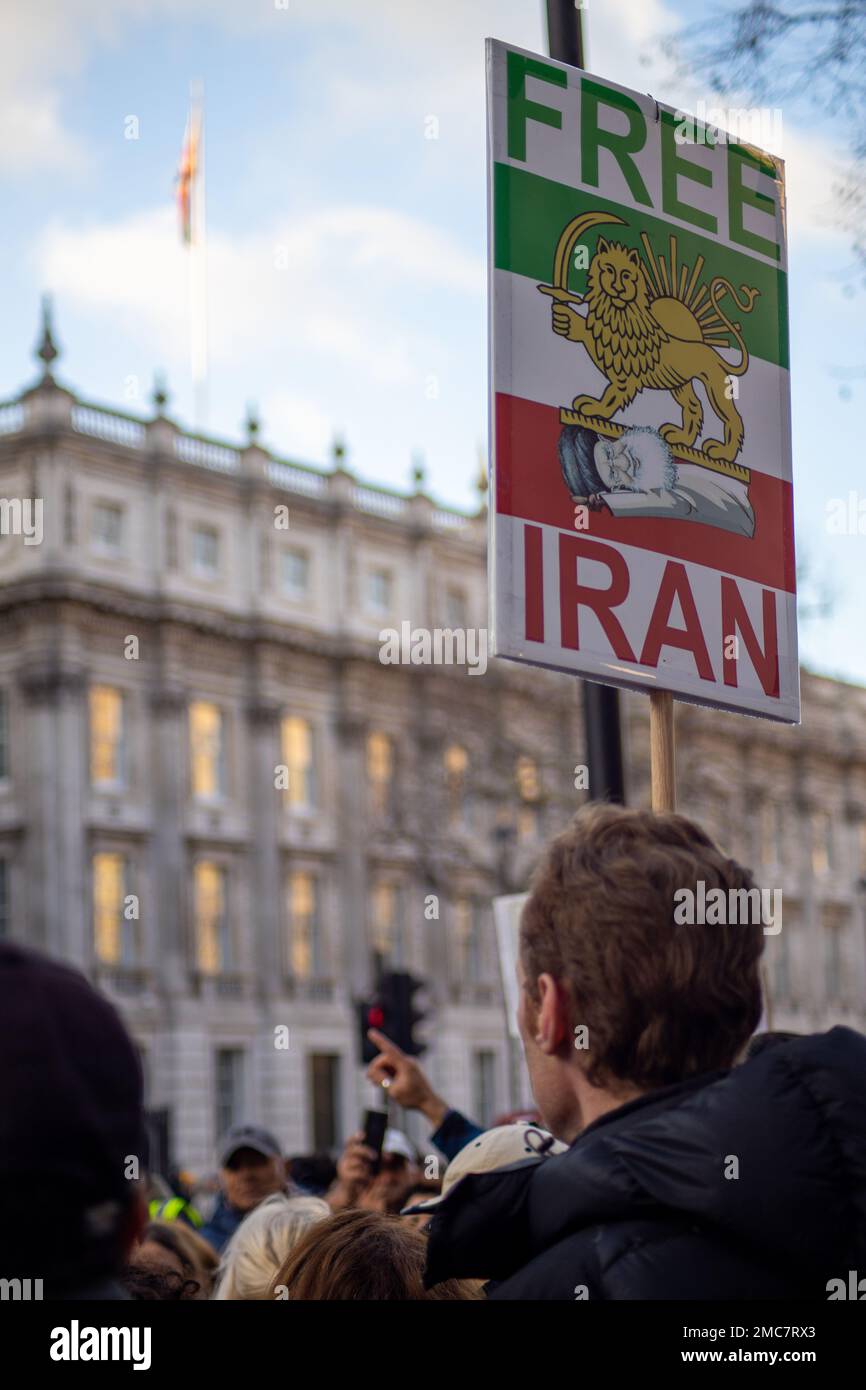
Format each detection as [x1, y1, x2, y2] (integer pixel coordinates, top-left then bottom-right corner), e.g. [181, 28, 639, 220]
[3, 804, 865, 1300]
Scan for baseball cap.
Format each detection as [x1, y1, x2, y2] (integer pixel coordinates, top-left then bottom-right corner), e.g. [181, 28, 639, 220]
[402, 1122, 567, 1213]
[218, 1123, 284, 1167]
[382, 1127, 415, 1163]
[0, 942, 146, 1281]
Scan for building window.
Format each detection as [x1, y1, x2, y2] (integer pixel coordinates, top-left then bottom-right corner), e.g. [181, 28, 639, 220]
[370, 881, 403, 965]
[366, 731, 393, 818]
[0, 860, 8, 939]
[771, 930, 790, 1003]
[90, 685, 125, 788]
[515, 755, 541, 841]
[445, 585, 468, 629]
[825, 918, 844, 1001]
[454, 897, 481, 983]
[166, 508, 179, 569]
[516, 755, 540, 801]
[92, 501, 124, 554]
[444, 743, 469, 826]
[93, 852, 137, 966]
[195, 861, 233, 974]
[760, 801, 785, 867]
[189, 701, 225, 800]
[0, 689, 8, 781]
[309, 1054, 341, 1151]
[191, 524, 220, 577]
[366, 568, 392, 616]
[214, 1048, 244, 1138]
[281, 715, 316, 811]
[472, 1050, 497, 1128]
[811, 812, 833, 877]
[281, 548, 310, 601]
[288, 871, 320, 979]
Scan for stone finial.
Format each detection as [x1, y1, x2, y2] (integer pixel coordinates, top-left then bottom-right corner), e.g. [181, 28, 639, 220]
[411, 451, 426, 492]
[152, 372, 170, 416]
[241, 402, 269, 479]
[35, 295, 60, 381]
[245, 403, 261, 443]
[476, 445, 489, 499]
[331, 435, 347, 467]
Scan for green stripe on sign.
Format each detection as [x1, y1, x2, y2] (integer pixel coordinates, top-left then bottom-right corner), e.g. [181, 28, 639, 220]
[494, 162, 789, 371]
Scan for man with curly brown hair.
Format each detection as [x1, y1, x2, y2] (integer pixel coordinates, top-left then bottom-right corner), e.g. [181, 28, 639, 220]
[423, 804, 866, 1300]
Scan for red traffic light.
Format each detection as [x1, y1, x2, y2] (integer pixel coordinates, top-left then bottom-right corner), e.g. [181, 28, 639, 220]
[367, 1005, 385, 1029]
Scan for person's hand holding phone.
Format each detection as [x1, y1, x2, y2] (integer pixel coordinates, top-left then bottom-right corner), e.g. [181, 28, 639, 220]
[325, 1132, 379, 1212]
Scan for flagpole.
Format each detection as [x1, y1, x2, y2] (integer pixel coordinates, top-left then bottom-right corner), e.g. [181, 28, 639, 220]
[546, 0, 627, 809]
[189, 77, 209, 432]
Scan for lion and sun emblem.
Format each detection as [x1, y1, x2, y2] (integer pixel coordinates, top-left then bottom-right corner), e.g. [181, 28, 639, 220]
[538, 211, 760, 537]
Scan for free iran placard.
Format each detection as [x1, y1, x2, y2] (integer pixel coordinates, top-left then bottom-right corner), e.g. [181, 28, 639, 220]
[486, 39, 799, 723]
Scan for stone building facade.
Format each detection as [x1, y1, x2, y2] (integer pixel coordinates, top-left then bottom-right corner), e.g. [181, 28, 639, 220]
[0, 315, 864, 1173]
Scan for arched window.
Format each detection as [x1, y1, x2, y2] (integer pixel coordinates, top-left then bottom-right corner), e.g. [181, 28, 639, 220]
[195, 861, 231, 974]
[93, 852, 136, 965]
[444, 743, 469, 826]
[189, 701, 225, 799]
[367, 731, 394, 817]
[515, 755, 541, 840]
[288, 871, 320, 978]
[454, 897, 481, 983]
[90, 686, 125, 787]
[370, 881, 404, 965]
[281, 715, 316, 810]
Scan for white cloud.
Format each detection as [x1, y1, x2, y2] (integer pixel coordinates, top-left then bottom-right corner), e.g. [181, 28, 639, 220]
[780, 129, 852, 252]
[34, 199, 481, 386]
[259, 390, 332, 460]
[4, 0, 843, 265]
[323, 207, 482, 293]
[0, 2, 95, 172]
[35, 207, 188, 348]
[0, 0, 277, 175]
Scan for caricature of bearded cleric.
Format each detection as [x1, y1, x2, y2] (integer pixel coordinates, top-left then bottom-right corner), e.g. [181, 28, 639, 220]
[558, 424, 755, 539]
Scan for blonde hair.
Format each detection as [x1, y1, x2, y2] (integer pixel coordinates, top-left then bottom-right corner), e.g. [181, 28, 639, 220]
[214, 1194, 331, 1300]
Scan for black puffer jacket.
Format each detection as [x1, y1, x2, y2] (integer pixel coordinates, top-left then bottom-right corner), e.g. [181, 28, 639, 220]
[424, 1028, 866, 1299]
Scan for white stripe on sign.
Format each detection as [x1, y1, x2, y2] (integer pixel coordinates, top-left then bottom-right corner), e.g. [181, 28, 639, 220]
[490, 512, 799, 722]
[492, 268, 793, 485]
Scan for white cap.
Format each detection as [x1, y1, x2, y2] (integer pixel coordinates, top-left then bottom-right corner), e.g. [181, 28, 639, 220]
[382, 1128, 415, 1163]
[403, 1122, 567, 1212]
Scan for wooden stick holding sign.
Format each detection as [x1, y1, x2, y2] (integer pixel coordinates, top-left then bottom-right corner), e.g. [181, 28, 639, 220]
[650, 691, 676, 812]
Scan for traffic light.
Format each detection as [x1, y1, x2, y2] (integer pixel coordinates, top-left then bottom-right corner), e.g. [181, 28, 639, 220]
[356, 971, 428, 1062]
[380, 971, 428, 1057]
[357, 994, 386, 1064]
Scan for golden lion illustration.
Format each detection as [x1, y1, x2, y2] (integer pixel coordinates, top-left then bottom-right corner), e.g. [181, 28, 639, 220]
[539, 211, 760, 465]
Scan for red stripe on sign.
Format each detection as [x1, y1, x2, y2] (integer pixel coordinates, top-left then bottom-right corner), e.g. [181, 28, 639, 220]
[524, 524, 545, 641]
[495, 393, 796, 594]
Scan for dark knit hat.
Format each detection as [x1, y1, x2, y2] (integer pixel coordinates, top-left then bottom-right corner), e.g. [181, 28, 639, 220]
[0, 942, 146, 1284]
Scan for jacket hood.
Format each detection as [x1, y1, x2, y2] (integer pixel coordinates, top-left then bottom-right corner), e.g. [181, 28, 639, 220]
[425, 1028, 866, 1287]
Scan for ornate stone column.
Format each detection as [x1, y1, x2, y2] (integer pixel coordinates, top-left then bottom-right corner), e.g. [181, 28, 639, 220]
[149, 682, 188, 995]
[18, 660, 88, 966]
[334, 697, 370, 998]
[245, 696, 283, 1000]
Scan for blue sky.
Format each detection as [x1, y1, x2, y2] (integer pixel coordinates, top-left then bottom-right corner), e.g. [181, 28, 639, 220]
[1, 0, 863, 685]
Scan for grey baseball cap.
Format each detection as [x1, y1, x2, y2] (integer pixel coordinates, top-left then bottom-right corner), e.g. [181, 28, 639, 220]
[217, 1124, 283, 1167]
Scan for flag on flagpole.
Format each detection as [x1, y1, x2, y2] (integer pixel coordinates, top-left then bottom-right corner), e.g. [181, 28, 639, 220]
[176, 99, 202, 245]
[176, 80, 208, 429]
